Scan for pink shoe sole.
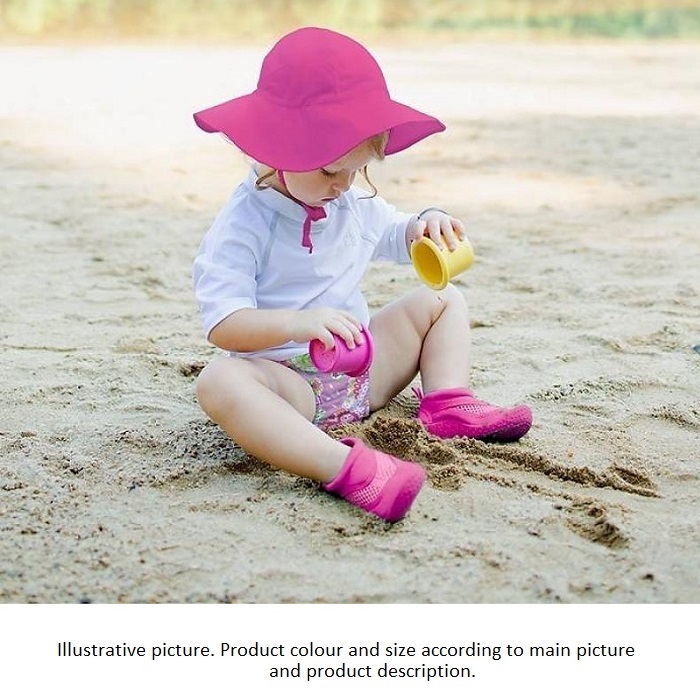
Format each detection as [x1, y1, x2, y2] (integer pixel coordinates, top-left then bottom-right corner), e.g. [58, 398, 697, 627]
[418, 388, 532, 442]
[323, 438, 426, 522]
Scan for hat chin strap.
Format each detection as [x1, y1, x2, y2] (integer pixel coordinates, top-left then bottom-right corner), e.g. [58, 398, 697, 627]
[277, 170, 327, 254]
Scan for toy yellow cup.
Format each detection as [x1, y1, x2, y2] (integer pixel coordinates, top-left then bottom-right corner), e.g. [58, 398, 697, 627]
[410, 234, 475, 290]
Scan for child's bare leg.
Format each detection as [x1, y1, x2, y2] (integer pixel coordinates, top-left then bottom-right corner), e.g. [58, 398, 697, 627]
[369, 284, 531, 441]
[196, 356, 349, 482]
[196, 355, 426, 521]
[368, 284, 471, 408]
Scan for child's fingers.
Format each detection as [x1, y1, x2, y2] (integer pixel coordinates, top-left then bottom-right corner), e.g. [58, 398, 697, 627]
[439, 218, 460, 251]
[426, 219, 445, 248]
[332, 325, 356, 348]
[317, 328, 336, 350]
[344, 319, 366, 348]
[427, 217, 460, 251]
[328, 313, 363, 349]
[451, 217, 466, 239]
[338, 310, 363, 332]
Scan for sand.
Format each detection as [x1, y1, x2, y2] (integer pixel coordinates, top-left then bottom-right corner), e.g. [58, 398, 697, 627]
[1, 41, 699, 603]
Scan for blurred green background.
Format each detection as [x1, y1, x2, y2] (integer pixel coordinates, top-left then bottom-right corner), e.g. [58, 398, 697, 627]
[1, 0, 700, 41]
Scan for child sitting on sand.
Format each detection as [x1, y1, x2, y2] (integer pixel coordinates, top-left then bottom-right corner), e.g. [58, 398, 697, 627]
[192, 27, 532, 522]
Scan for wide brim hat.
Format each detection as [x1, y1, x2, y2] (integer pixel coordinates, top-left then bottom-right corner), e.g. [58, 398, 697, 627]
[193, 26, 445, 171]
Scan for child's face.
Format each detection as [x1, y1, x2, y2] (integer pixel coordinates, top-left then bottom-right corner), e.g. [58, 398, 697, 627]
[282, 142, 375, 207]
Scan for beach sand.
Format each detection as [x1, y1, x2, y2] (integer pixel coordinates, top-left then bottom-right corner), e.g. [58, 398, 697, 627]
[1, 41, 698, 603]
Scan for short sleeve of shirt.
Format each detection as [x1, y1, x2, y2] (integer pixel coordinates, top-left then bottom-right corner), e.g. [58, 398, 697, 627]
[360, 195, 412, 264]
[193, 193, 262, 339]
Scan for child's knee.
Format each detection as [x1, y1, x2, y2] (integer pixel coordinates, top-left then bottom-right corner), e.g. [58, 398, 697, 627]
[436, 282, 466, 306]
[195, 357, 245, 413]
[421, 282, 467, 319]
[196, 360, 222, 409]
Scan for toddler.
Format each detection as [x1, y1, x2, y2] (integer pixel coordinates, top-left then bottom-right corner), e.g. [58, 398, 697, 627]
[192, 27, 532, 522]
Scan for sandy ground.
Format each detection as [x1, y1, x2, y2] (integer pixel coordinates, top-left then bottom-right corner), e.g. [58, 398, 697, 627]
[1, 40, 699, 603]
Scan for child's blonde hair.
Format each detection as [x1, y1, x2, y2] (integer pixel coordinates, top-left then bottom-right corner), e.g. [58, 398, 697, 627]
[255, 131, 388, 198]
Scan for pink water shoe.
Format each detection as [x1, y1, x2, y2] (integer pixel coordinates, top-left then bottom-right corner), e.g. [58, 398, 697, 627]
[417, 387, 532, 442]
[323, 438, 426, 522]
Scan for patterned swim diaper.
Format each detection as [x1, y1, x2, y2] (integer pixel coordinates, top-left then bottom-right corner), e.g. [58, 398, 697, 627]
[279, 353, 371, 430]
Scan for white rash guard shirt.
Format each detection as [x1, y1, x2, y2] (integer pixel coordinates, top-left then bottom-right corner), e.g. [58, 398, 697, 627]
[193, 168, 413, 361]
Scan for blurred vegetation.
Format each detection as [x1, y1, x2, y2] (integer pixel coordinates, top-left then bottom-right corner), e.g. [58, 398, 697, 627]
[1, 0, 700, 41]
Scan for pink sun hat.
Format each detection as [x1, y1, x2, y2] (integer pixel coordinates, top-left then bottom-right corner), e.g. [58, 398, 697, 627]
[193, 26, 445, 171]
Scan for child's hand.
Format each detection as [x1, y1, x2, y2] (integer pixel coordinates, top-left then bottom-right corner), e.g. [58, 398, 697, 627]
[407, 210, 466, 252]
[289, 308, 364, 350]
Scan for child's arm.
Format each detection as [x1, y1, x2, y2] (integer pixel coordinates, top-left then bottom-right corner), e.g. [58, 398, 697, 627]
[209, 306, 365, 353]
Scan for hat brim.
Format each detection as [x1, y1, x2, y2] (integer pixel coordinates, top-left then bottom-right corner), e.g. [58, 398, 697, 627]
[193, 91, 444, 171]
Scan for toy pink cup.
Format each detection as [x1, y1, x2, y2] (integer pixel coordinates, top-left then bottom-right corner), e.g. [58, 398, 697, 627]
[309, 326, 374, 377]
